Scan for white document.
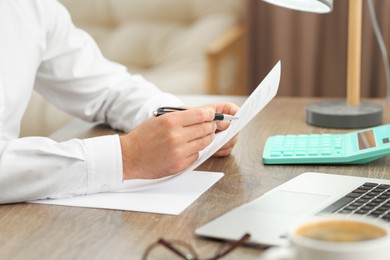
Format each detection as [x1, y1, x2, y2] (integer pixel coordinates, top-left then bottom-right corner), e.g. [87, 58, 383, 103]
[182, 60, 281, 174]
[32, 170, 223, 215]
[32, 61, 281, 214]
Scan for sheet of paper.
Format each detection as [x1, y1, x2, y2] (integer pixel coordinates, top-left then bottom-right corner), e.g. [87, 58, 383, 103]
[179, 60, 281, 174]
[32, 170, 223, 215]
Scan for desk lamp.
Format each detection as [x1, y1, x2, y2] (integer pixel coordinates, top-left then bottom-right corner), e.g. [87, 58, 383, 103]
[262, 0, 383, 129]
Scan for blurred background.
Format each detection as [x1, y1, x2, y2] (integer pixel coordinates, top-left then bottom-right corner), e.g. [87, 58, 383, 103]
[21, 0, 390, 136]
[59, 0, 247, 96]
[248, 0, 390, 98]
[59, 0, 390, 98]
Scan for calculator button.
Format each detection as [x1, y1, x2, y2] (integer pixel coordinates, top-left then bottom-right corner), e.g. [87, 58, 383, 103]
[270, 151, 282, 157]
[308, 142, 320, 147]
[334, 138, 343, 147]
[307, 149, 320, 156]
[295, 150, 306, 156]
[321, 149, 332, 156]
[270, 146, 283, 151]
[282, 151, 294, 157]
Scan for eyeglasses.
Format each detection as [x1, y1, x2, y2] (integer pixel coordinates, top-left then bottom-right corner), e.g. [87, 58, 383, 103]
[142, 233, 251, 260]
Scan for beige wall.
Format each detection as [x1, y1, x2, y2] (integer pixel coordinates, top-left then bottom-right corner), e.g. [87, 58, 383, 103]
[246, 0, 390, 98]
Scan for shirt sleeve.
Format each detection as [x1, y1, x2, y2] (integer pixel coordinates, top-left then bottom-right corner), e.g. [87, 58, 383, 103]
[0, 135, 123, 204]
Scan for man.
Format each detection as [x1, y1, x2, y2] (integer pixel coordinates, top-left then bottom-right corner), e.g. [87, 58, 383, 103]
[0, 0, 238, 203]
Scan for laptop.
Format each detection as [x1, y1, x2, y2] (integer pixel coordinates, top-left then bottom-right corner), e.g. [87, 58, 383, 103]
[195, 172, 390, 246]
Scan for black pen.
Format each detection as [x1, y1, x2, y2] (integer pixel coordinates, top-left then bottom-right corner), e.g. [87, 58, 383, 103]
[153, 107, 238, 121]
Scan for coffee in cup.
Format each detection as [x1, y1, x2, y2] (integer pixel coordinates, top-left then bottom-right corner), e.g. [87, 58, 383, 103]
[296, 218, 387, 242]
[261, 215, 390, 260]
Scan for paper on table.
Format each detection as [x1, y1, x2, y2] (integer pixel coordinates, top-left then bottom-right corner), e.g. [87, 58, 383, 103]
[32, 170, 223, 215]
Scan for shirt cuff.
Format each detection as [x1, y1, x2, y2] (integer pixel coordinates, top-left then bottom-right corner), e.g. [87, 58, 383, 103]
[82, 134, 123, 194]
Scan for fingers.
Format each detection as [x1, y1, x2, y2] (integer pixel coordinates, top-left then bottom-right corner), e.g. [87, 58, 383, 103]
[215, 120, 231, 132]
[157, 108, 217, 143]
[161, 107, 215, 127]
[182, 121, 217, 142]
[121, 103, 239, 180]
[187, 131, 216, 154]
[206, 102, 239, 116]
[201, 102, 239, 131]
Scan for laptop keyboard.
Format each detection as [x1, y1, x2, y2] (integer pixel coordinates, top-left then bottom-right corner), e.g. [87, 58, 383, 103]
[319, 182, 390, 222]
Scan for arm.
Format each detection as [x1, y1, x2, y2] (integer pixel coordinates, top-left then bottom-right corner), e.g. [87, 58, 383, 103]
[0, 1, 238, 204]
[0, 0, 182, 204]
[0, 103, 237, 204]
[35, 1, 239, 179]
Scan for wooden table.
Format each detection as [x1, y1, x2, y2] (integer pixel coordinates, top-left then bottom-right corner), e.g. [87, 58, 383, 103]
[1, 97, 390, 260]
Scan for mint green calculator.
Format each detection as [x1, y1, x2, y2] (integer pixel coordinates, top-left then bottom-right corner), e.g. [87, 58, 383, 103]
[262, 124, 390, 164]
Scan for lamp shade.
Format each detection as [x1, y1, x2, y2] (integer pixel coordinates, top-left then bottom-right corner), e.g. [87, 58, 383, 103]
[262, 0, 333, 13]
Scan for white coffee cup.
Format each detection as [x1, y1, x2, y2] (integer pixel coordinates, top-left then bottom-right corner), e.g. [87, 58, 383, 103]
[261, 215, 390, 260]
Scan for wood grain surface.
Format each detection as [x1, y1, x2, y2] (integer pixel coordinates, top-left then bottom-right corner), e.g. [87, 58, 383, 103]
[1, 97, 389, 260]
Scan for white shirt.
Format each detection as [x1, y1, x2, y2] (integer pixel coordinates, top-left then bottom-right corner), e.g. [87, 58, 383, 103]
[0, 0, 183, 203]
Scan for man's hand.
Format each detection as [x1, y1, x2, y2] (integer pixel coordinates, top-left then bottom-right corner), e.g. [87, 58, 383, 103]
[120, 102, 239, 180]
[120, 107, 216, 180]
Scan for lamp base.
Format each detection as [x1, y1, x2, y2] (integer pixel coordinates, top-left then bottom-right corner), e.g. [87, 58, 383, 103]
[306, 100, 383, 129]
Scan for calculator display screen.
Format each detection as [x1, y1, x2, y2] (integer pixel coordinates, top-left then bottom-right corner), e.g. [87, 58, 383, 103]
[357, 130, 376, 150]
